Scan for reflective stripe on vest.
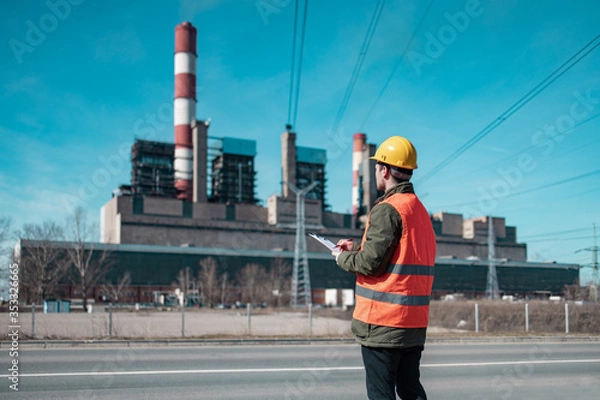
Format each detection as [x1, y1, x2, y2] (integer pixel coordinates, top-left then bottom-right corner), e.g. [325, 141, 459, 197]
[353, 193, 436, 329]
[355, 286, 430, 306]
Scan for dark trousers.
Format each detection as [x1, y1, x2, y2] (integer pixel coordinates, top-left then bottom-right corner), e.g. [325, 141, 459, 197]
[361, 345, 427, 400]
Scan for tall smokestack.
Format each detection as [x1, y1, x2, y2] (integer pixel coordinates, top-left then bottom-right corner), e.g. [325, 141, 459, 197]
[352, 133, 367, 215]
[281, 125, 297, 198]
[174, 22, 197, 202]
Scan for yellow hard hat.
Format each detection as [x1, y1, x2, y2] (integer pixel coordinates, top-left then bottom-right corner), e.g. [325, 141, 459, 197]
[370, 136, 418, 169]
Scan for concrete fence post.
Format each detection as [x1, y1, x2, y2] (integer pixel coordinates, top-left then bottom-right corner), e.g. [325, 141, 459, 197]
[308, 303, 313, 337]
[565, 303, 569, 334]
[31, 303, 35, 339]
[247, 303, 252, 335]
[109, 303, 113, 337]
[475, 303, 479, 333]
[181, 302, 185, 337]
[525, 303, 529, 332]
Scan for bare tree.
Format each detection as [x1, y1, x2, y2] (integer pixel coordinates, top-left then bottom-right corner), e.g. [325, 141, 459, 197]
[236, 263, 270, 304]
[198, 257, 218, 307]
[270, 258, 292, 307]
[17, 221, 70, 304]
[65, 207, 112, 311]
[219, 271, 229, 306]
[563, 281, 591, 301]
[0, 216, 11, 243]
[102, 271, 132, 304]
[174, 266, 196, 306]
[0, 216, 14, 298]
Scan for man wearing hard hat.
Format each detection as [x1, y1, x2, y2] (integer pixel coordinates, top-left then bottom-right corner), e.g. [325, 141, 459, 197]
[333, 136, 436, 400]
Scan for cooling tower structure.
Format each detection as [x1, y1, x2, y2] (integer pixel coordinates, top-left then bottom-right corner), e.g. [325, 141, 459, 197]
[174, 22, 197, 202]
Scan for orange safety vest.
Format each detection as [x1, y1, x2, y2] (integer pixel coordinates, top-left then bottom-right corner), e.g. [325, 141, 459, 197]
[353, 193, 436, 328]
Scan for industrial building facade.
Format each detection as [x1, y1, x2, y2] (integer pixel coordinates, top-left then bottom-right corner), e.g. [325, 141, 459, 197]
[15, 239, 580, 306]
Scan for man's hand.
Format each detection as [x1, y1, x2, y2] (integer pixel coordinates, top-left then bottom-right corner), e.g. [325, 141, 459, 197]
[332, 238, 354, 262]
[335, 238, 354, 251]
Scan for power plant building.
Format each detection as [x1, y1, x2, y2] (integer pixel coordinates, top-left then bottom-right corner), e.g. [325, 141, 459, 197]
[14, 21, 583, 307]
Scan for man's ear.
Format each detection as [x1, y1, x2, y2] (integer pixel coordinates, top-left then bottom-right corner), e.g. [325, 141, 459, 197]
[382, 165, 391, 179]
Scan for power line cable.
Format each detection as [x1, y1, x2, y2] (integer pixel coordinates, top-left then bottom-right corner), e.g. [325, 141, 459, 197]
[416, 34, 600, 186]
[520, 227, 591, 239]
[459, 112, 600, 181]
[287, 0, 301, 126]
[504, 168, 600, 198]
[331, 0, 385, 134]
[292, 0, 309, 129]
[561, 186, 600, 200]
[527, 235, 594, 243]
[434, 167, 600, 209]
[359, 0, 435, 131]
[476, 185, 600, 215]
[555, 132, 600, 158]
[423, 170, 598, 211]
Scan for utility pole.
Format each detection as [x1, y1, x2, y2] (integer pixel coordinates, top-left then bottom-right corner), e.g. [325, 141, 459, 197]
[486, 216, 500, 300]
[576, 223, 599, 302]
[238, 163, 242, 203]
[287, 181, 318, 308]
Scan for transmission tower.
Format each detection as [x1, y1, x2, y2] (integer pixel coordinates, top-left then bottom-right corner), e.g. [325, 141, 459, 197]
[287, 181, 318, 308]
[486, 216, 500, 299]
[576, 223, 599, 302]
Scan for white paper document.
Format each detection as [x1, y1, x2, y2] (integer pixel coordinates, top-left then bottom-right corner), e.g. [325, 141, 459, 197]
[307, 232, 337, 251]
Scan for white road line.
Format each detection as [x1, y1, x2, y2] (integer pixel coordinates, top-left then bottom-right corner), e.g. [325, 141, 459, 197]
[2, 366, 364, 378]
[422, 359, 600, 368]
[2, 359, 599, 378]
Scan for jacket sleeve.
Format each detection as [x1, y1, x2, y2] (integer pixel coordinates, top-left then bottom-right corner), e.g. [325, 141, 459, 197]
[336, 203, 402, 276]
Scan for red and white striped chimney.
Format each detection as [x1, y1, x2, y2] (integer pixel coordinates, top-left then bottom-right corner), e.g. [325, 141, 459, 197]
[174, 22, 197, 202]
[352, 133, 367, 215]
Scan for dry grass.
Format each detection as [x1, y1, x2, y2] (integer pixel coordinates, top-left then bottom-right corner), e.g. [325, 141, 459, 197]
[429, 300, 600, 334]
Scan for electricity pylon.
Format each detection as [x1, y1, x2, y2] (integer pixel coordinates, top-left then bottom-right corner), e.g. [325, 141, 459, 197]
[486, 216, 500, 299]
[287, 181, 318, 308]
[576, 223, 599, 302]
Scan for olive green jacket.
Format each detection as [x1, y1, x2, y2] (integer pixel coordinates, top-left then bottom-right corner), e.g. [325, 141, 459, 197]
[336, 181, 427, 348]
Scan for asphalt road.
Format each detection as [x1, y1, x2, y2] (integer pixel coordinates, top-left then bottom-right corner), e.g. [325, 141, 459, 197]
[1, 341, 599, 399]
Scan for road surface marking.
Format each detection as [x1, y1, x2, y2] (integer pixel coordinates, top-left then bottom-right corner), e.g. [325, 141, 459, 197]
[2, 359, 599, 378]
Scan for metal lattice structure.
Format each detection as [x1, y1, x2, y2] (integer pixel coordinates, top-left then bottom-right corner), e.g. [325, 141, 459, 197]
[486, 216, 500, 299]
[209, 137, 258, 204]
[288, 181, 318, 308]
[576, 223, 599, 302]
[131, 139, 176, 198]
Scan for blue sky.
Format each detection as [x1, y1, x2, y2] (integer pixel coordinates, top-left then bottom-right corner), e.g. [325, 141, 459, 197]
[1, 0, 599, 283]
